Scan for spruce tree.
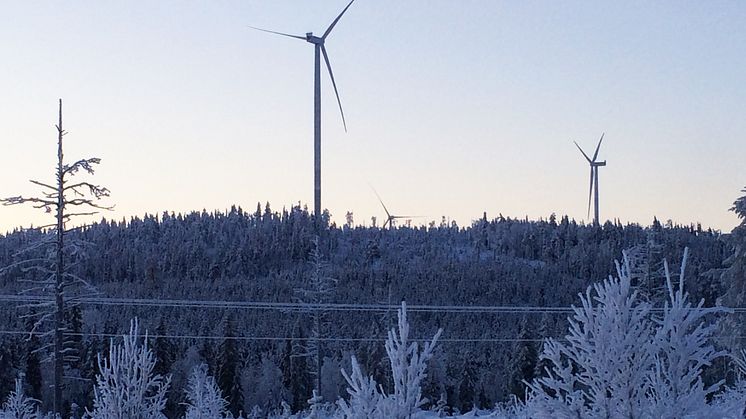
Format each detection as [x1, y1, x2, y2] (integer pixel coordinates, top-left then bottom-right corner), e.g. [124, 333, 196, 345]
[0, 344, 17, 404]
[720, 186, 746, 351]
[507, 318, 538, 399]
[153, 319, 178, 417]
[458, 357, 477, 412]
[217, 316, 243, 416]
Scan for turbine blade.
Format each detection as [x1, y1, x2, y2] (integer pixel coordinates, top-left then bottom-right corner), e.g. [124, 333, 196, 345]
[371, 187, 391, 219]
[248, 25, 305, 40]
[592, 132, 605, 161]
[323, 0, 356, 39]
[587, 167, 594, 220]
[574, 141, 592, 163]
[321, 45, 347, 132]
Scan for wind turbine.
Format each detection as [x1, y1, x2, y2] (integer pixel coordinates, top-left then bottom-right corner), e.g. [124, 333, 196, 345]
[574, 133, 606, 226]
[249, 0, 355, 230]
[372, 188, 421, 230]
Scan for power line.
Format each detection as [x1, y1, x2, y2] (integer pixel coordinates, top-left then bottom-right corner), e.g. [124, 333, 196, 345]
[0, 295, 741, 314]
[1, 329, 745, 343]
[0, 330, 551, 343]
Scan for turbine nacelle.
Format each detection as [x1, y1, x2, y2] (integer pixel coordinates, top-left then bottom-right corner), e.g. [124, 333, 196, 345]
[305, 33, 324, 44]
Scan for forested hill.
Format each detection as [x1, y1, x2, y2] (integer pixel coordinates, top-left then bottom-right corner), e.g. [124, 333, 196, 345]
[0, 204, 731, 414]
[0, 204, 727, 305]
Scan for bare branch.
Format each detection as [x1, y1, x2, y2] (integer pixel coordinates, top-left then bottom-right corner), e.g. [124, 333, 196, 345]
[29, 179, 57, 191]
[63, 157, 101, 176]
[65, 198, 114, 211]
[1, 195, 56, 208]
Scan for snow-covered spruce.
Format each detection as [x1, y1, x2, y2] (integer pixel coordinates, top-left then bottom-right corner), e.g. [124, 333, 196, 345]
[338, 301, 442, 419]
[0, 379, 41, 419]
[527, 249, 731, 418]
[184, 364, 228, 419]
[87, 318, 170, 419]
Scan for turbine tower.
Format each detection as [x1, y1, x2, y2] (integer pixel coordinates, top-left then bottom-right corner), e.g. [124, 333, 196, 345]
[574, 133, 606, 226]
[250, 0, 355, 230]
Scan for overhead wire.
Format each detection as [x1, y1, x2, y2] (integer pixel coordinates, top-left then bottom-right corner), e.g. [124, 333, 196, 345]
[0, 294, 742, 314]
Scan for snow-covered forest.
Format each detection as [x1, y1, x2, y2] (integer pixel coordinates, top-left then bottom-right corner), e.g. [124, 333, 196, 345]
[0, 186, 745, 417]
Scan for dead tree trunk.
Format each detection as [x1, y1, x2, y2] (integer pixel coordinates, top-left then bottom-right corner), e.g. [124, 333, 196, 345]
[1, 99, 112, 416]
[54, 98, 65, 415]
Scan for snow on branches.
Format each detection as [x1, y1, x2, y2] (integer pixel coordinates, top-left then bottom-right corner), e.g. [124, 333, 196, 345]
[184, 364, 228, 419]
[528, 248, 730, 419]
[338, 301, 442, 419]
[88, 319, 170, 419]
[0, 379, 41, 419]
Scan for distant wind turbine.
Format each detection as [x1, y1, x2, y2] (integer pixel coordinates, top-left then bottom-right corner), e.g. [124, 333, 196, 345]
[372, 188, 422, 230]
[574, 133, 607, 226]
[249, 0, 356, 230]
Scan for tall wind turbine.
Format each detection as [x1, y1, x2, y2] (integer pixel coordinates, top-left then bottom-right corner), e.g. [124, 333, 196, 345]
[574, 133, 606, 226]
[249, 1, 355, 231]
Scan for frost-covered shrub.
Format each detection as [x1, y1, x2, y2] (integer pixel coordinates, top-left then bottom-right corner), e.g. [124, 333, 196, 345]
[385, 302, 442, 416]
[337, 302, 442, 419]
[338, 356, 381, 418]
[0, 378, 40, 419]
[87, 318, 170, 419]
[528, 249, 730, 419]
[645, 249, 727, 418]
[184, 364, 228, 419]
[529, 255, 656, 418]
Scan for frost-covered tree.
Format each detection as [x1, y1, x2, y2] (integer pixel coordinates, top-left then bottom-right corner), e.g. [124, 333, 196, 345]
[529, 249, 730, 418]
[338, 302, 442, 419]
[645, 248, 728, 418]
[0, 99, 112, 415]
[88, 319, 170, 419]
[529, 255, 657, 418]
[0, 379, 40, 419]
[384, 301, 442, 416]
[253, 356, 286, 412]
[338, 356, 381, 419]
[184, 364, 228, 419]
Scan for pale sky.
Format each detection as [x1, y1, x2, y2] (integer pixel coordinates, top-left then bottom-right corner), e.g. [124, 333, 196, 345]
[1, 1, 744, 234]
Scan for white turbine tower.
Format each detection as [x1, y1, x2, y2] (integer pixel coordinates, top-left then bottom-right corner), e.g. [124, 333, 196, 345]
[574, 133, 606, 226]
[249, 0, 355, 230]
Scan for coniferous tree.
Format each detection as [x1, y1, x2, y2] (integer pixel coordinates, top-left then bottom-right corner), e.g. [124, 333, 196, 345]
[293, 237, 336, 400]
[508, 318, 538, 400]
[719, 186, 746, 352]
[153, 319, 178, 417]
[0, 344, 18, 404]
[458, 358, 477, 412]
[217, 316, 243, 416]
[89, 319, 170, 419]
[184, 364, 228, 419]
[1, 378, 41, 419]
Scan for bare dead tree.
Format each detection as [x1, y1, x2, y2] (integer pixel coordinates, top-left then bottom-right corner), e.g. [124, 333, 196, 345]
[1, 99, 112, 415]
